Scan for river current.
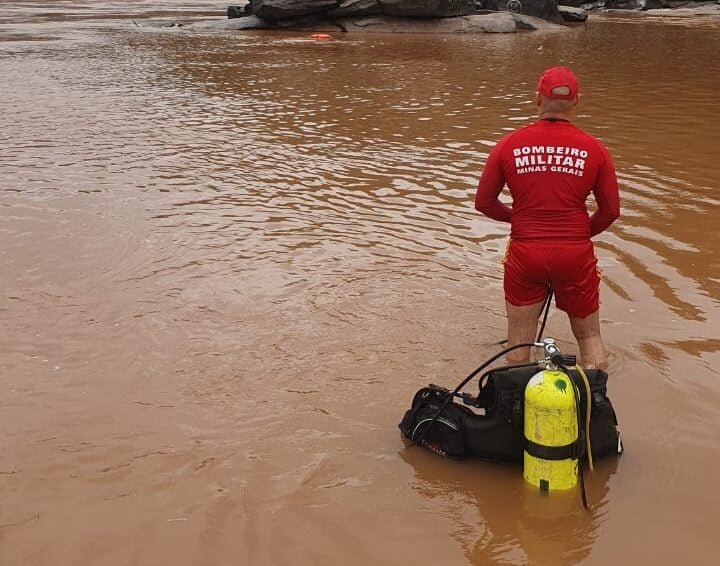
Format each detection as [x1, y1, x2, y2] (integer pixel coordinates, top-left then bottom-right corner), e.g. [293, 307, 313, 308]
[1, 2, 719, 565]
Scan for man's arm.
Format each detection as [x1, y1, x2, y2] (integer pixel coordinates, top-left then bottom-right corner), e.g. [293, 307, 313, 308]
[589, 143, 620, 236]
[475, 140, 512, 223]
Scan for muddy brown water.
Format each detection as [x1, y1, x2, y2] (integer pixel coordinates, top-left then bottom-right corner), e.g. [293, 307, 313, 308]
[1, 2, 719, 565]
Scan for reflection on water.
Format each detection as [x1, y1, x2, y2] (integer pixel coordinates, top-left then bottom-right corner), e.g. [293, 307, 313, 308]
[1, 3, 719, 566]
[401, 446, 619, 565]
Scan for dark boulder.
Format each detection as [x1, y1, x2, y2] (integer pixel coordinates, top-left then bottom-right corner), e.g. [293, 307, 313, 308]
[557, 0, 587, 6]
[575, 1, 606, 9]
[233, 0, 568, 23]
[485, 0, 564, 23]
[558, 5, 588, 19]
[638, 0, 696, 8]
[227, 5, 247, 17]
[346, 12, 521, 31]
[380, 0, 477, 17]
[249, 0, 340, 21]
[605, 0, 640, 8]
[327, 0, 383, 17]
[225, 15, 273, 28]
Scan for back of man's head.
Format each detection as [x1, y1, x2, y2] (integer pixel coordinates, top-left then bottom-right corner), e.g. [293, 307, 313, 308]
[536, 66, 580, 115]
[538, 67, 579, 100]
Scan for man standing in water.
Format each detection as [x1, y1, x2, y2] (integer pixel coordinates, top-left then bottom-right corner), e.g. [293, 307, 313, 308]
[475, 67, 620, 367]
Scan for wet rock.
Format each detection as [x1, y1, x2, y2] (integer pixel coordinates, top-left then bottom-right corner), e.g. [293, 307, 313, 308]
[216, 12, 556, 32]
[188, 14, 271, 29]
[578, 1, 607, 9]
[227, 5, 248, 17]
[226, 12, 540, 33]
[485, 0, 564, 23]
[637, 0, 698, 8]
[224, 0, 578, 29]
[605, 0, 640, 8]
[558, 5, 588, 18]
[559, 1, 720, 16]
[380, 0, 476, 17]
[327, 0, 382, 18]
[345, 12, 520, 31]
[237, 0, 569, 22]
[643, 3, 720, 13]
[601, 0, 704, 8]
[512, 12, 567, 27]
[272, 13, 337, 26]
[560, 0, 602, 7]
[250, 0, 339, 21]
[224, 15, 273, 28]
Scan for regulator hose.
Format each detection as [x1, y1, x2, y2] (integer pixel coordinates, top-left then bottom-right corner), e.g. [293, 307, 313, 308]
[414, 341, 538, 446]
[488, 286, 553, 347]
[536, 288, 554, 342]
[575, 365, 594, 472]
[416, 288, 553, 448]
[557, 362, 595, 510]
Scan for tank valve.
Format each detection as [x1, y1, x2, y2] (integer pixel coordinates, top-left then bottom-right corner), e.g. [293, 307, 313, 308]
[542, 338, 559, 358]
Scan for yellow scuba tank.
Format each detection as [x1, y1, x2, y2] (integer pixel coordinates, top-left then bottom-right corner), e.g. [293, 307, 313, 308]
[523, 339, 578, 491]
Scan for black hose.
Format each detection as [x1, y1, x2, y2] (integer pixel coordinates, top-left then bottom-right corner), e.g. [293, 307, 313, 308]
[414, 341, 538, 447]
[536, 287, 554, 342]
[476, 361, 539, 391]
[558, 363, 590, 510]
[415, 288, 552, 452]
[490, 288, 553, 347]
[451, 341, 539, 396]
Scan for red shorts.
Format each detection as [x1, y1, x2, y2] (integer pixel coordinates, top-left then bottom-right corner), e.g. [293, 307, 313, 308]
[503, 239, 600, 319]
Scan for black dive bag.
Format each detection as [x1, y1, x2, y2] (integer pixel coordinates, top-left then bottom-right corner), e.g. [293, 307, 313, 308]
[398, 365, 621, 462]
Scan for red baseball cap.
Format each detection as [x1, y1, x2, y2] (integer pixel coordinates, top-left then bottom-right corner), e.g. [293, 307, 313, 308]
[537, 66, 579, 100]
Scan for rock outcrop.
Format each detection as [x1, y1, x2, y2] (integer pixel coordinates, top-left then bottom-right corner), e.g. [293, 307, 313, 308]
[558, 4, 588, 19]
[246, 0, 343, 21]
[219, 10, 567, 32]
[559, 0, 720, 11]
[228, 0, 567, 28]
[484, 0, 563, 23]
[328, 0, 383, 18]
[223, 0, 720, 32]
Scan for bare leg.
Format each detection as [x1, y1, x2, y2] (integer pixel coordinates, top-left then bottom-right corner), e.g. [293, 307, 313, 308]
[505, 300, 545, 363]
[569, 310, 607, 368]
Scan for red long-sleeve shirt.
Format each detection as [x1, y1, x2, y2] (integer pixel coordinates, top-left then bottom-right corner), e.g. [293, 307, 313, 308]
[475, 120, 619, 240]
